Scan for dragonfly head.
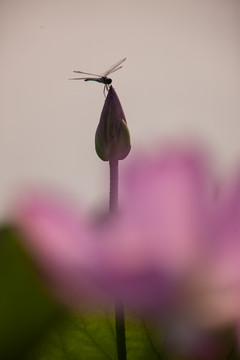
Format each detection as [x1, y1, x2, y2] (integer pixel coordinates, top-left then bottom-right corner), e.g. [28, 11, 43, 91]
[103, 77, 112, 85]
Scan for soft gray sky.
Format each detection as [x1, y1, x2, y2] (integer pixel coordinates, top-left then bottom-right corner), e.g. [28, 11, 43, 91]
[0, 0, 239, 217]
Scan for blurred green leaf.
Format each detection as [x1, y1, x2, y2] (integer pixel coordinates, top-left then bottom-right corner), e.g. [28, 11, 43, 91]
[27, 309, 163, 360]
[0, 226, 64, 360]
[26, 310, 240, 360]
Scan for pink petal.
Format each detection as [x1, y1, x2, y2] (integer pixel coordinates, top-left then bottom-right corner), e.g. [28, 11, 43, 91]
[91, 147, 214, 307]
[121, 147, 212, 273]
[13, 189, 100, 307]
[183, 171, 240, 328]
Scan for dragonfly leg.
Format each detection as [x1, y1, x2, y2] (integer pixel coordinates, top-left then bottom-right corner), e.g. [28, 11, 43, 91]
[103, 84, 108, 98]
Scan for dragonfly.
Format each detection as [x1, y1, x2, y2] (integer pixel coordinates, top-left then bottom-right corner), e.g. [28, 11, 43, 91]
[69, 57, 126, 95]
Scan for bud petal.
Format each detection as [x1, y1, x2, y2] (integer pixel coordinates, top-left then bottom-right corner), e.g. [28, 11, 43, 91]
[95, 86, 131, 161]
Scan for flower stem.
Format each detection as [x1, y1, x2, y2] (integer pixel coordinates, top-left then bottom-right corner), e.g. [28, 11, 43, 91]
[109, 160, 127, 360]
[115, 301, 127, 360]
[109, 160, 119, 213]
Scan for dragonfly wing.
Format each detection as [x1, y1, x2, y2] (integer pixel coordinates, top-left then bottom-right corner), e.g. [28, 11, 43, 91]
[100, 57, 126, 76]
[107, 65, 123, 74]
[73, 70, 102, 77]
[69, 77, 88, 80]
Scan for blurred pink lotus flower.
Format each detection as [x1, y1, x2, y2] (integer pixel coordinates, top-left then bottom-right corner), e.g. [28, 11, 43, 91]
[12, 145, 240, 331]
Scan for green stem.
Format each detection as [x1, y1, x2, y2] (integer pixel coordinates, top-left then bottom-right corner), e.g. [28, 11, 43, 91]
[109, 160, 127, 360]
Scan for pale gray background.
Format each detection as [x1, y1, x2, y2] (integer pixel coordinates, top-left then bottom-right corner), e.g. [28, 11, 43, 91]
[0, 0, 239, 217]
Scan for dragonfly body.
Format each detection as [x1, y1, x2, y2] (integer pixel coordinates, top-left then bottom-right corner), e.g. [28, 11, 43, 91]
[70, 58, 126, 95]
[84, 76, 112, 85]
